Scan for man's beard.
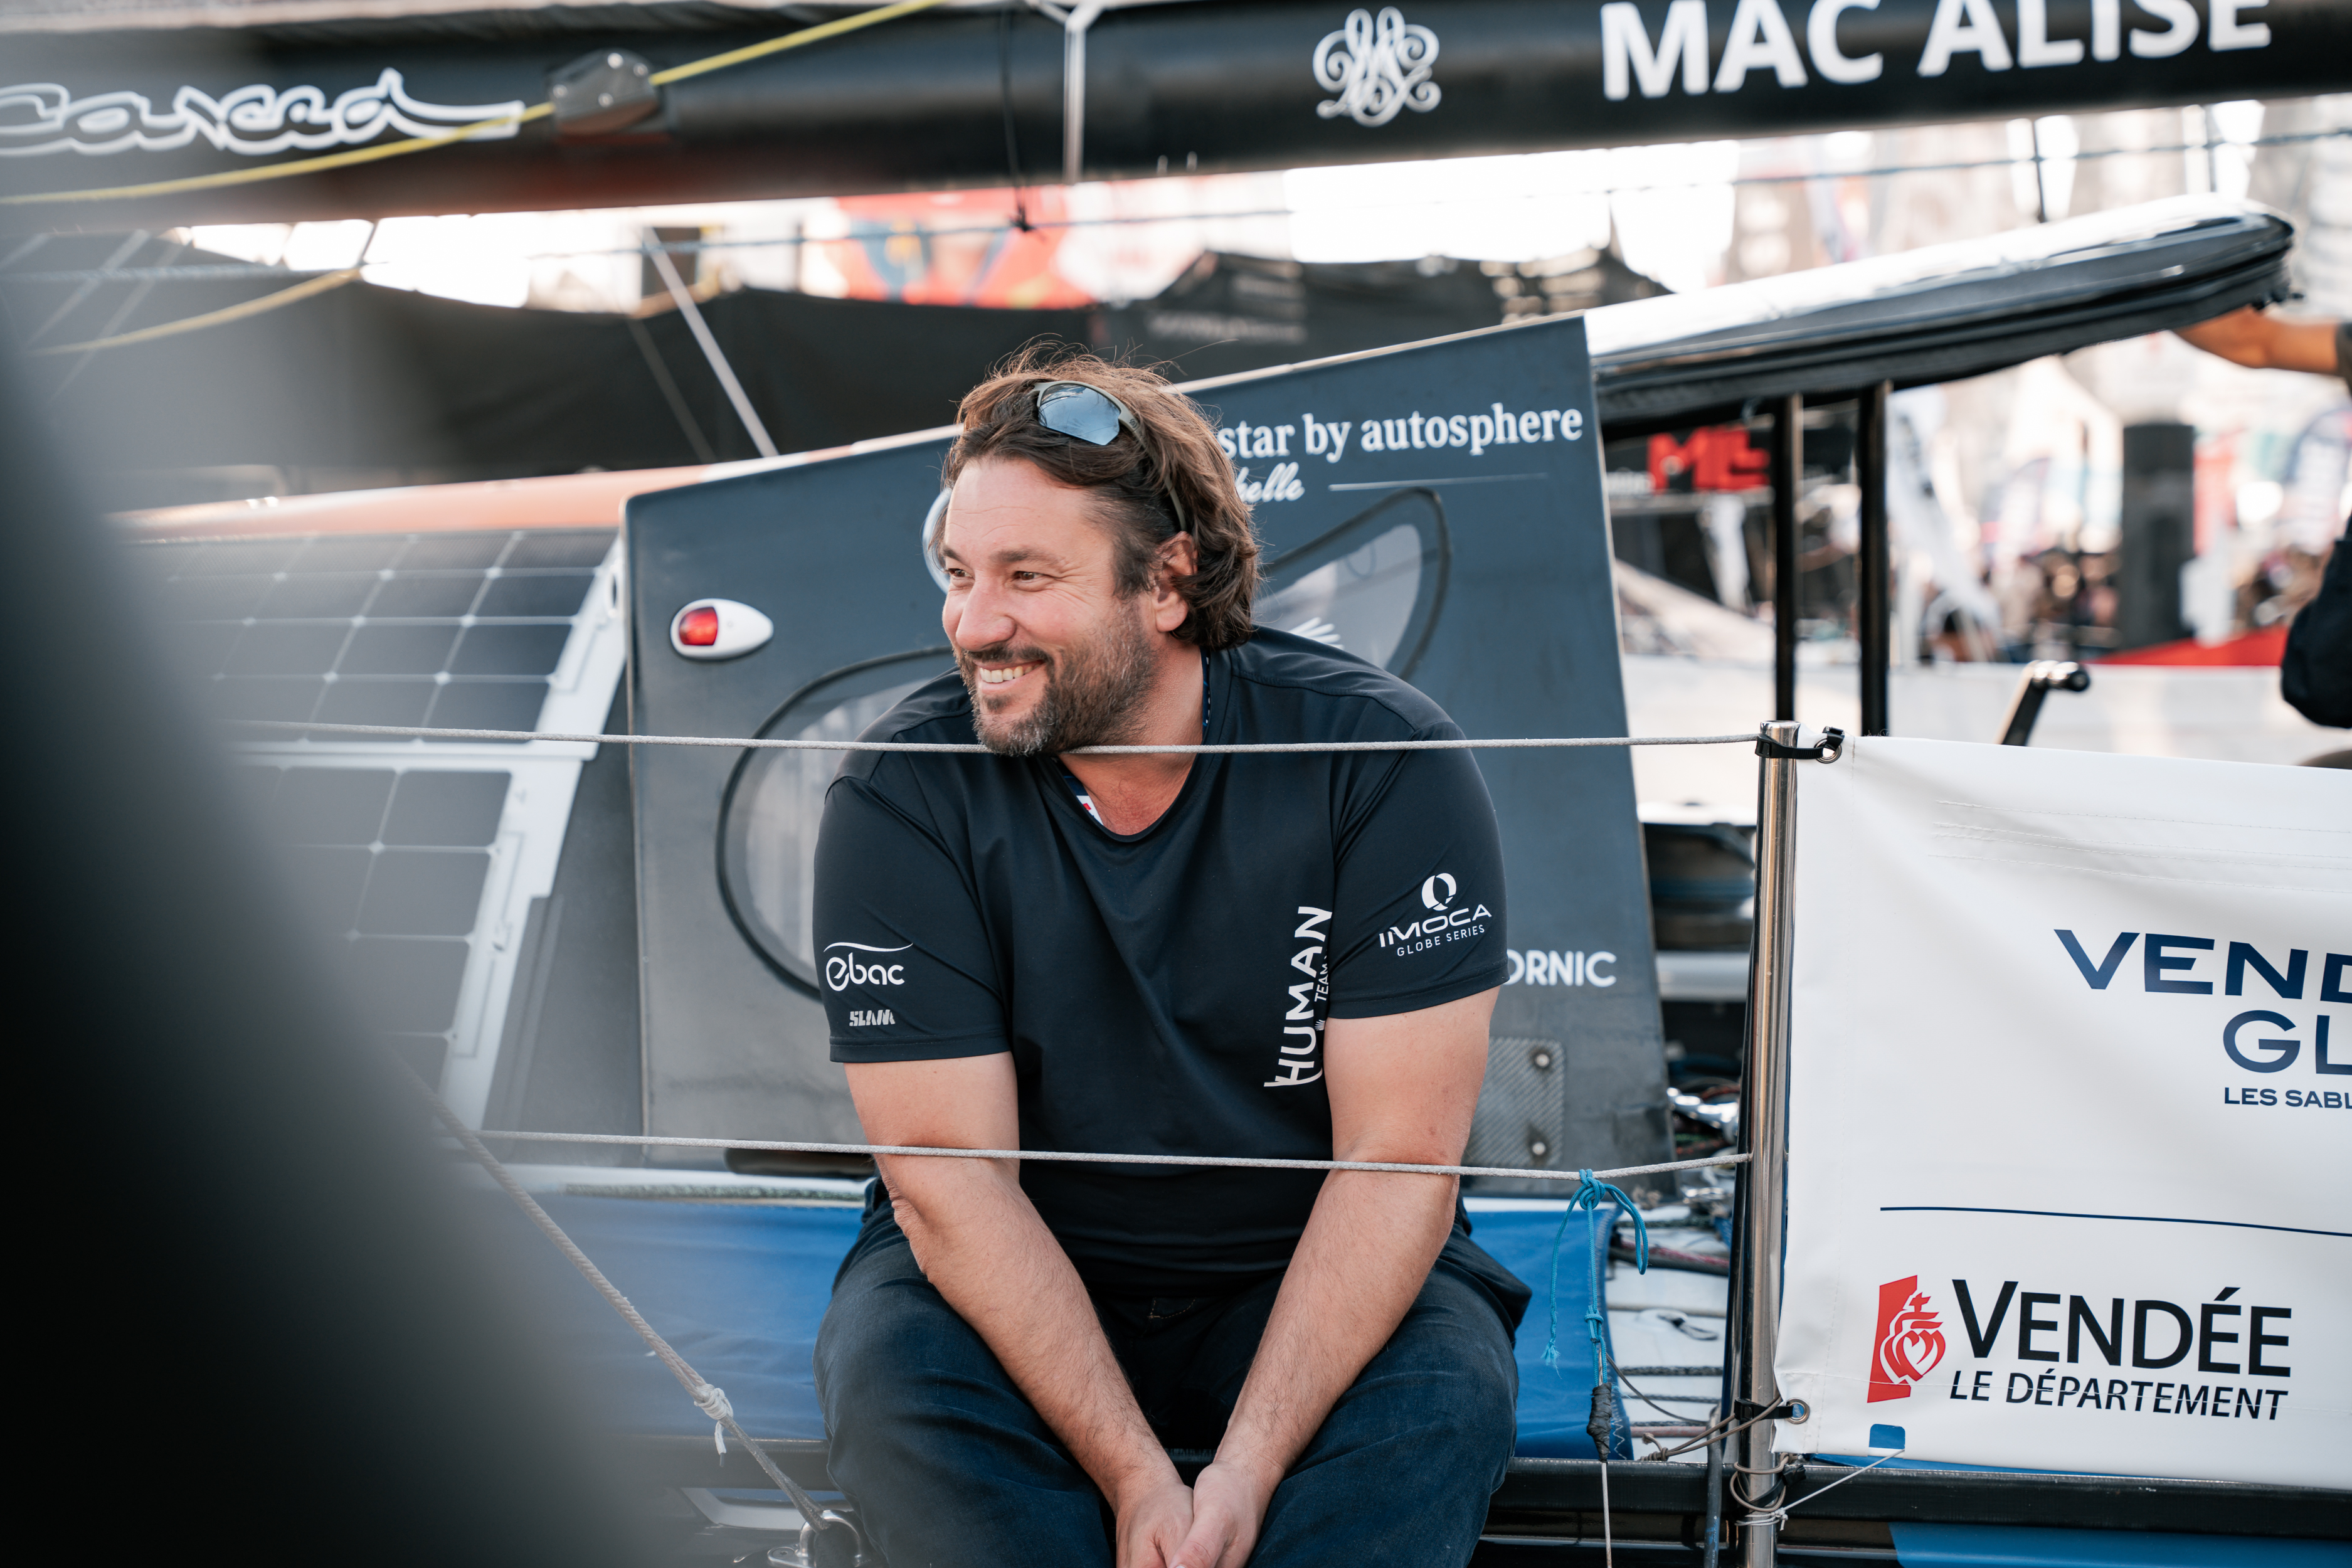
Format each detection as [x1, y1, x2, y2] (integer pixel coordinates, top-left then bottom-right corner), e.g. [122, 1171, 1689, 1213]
[959, 602, 1160, 756]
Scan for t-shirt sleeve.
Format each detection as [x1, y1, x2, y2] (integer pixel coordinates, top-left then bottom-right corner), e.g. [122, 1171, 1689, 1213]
[812, 773, 1009, 1063]
[1323, 738, 1509, 1019]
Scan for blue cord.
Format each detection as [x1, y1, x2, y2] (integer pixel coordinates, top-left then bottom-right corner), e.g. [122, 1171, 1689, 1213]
[1542, 1170, 1651, 1456]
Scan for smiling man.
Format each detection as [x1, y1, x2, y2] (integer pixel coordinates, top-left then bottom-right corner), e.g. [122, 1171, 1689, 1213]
[810, 356, 1526, 1568]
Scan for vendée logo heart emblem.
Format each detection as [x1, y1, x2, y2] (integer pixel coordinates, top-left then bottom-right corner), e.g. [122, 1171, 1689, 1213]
[1882, 1308, 1947, 1382]
[1867, 1277, 1947, 1402]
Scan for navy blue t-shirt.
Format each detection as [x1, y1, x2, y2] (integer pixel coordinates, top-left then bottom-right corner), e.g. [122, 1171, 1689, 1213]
[813, 628, 1508, 1293]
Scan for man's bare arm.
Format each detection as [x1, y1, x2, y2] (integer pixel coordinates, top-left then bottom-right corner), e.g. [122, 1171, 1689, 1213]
[845, 1056, 1193, 1567]
[1171, 988, 1496, 1568]
[2175, 306, 2342, 375]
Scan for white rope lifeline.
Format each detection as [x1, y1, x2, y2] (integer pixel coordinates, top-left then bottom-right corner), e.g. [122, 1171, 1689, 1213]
[1739, 1449, 1907, 1531]
[477, 1128, 1748, 1185]
[233, 719, 1757, 753]
[410, 1069, 839, 1532]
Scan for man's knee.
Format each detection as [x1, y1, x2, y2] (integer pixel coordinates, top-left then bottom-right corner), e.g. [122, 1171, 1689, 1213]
[818, 1237, 1084, 1480]
[817, 1244, 990, 1426]
[1349, 1273, 1519, 1462]
[1357, 1342, 1516, 1459]
[1257, 1291, 1516, 1567]
[815, 1239, 1111, 1567]
[1430, 1338, 1517, 1442]
[1448, 1360, 1520, 1481]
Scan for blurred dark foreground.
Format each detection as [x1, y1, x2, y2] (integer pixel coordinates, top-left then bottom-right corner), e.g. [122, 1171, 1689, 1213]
[4, 344, 649, 1564]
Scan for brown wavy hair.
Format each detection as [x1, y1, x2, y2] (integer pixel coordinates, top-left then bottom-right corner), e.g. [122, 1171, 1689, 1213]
[939, 349, 1261, 652]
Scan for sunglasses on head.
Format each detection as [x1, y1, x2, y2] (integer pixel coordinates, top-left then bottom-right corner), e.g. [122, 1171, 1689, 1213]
[920, 379, 1191, 588]
[1032, 379, 1189, 532]
[1035, 380, 1139, 447]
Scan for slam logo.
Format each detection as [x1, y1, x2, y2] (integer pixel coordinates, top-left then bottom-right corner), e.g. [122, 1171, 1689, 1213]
[1867, 1276, 1947, 1403]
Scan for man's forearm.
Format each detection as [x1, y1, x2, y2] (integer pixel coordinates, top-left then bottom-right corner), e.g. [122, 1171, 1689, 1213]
[1212, 1170, 1461, 1487]
[2177, 307, 2342, 374]
[882, 1157, 1177, 1503]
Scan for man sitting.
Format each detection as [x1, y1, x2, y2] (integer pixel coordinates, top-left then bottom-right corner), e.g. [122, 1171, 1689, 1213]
[812, 356, 1527, 1568]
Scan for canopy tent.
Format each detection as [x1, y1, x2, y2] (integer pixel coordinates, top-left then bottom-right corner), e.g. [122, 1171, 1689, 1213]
[1588, 195, 2295, 435]
[29, 243, 1653, 512]
[1583, 193, 2295, 733]
[40, 196, 2284, 515]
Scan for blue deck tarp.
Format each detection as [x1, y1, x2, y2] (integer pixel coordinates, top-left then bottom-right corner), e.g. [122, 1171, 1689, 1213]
[487, 1195, 1632, 1460]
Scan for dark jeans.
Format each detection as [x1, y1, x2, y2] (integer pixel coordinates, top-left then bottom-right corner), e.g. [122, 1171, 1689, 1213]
[813, 1189, 1527, 1568]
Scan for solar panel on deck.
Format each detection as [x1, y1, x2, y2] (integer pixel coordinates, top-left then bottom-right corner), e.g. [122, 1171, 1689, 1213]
[294, 536, 406, 572]
[226, 622, 349, 675]
[235, 763, 517, 1051]
[270, 767, 395, 843]
[427, 682, 547, 733]
[317, 680, 435, 727]
[345, 938, 470, 1032]
[288, 844, 371, 932]
[341, 625, 457, 674]
[399, 534, 509, 569]
[383, 771, 507, 845]
[174, 539, 304, 575]
[258, 767, 507, 852]
[452, 624, 570, 675]
[164, 575, 271, 620]
[134, 528, 615, 738]
[368, 576, 482, 618]
[136, 524, 619, 1083]
[135, 542, 212, 576]
[360, 850, 492, 936]
[212, 679, 324, 721]
[258, 573, 376, 618]
[477, 571, 595, 618]
[162, 622, 238, 675]
[504, 531, 615, 568]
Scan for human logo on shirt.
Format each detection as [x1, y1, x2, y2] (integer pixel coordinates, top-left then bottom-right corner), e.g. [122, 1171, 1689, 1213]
[1385, 871, 1493, 958]
[825, 941, 911, 993]
[1266, 906, 1333, 1089]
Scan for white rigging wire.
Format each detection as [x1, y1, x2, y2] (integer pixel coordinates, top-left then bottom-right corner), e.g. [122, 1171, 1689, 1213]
[475, 1128, 1749, 1185]
[232, 718, 1759, 753]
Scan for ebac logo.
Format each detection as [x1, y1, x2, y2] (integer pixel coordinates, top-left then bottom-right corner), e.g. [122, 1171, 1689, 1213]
[1867, 1276, 1948, 1403]
[824, 941, 909, 992]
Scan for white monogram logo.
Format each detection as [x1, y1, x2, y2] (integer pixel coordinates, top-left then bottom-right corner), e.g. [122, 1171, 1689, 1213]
[1312, 7, 1441, 129]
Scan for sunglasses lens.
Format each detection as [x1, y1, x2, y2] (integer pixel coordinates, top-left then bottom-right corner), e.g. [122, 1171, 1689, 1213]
[1037, 383, 1126, 447]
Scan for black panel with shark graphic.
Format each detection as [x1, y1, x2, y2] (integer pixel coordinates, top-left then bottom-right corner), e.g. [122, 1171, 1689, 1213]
[625, 314, 1670, 1189]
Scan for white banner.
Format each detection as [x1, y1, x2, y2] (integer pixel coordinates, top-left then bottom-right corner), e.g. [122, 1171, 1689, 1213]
[1773, 737, 2349, 1488]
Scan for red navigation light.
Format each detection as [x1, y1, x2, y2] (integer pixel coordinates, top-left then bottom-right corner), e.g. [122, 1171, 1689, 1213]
[669, 597, 771, 660]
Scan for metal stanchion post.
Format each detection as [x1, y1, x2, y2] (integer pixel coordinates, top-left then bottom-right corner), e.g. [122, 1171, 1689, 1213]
[1857, 381, 1892, 736]
[1735, 719, 1803, 1567]
[1771, 396, 1803, 721]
